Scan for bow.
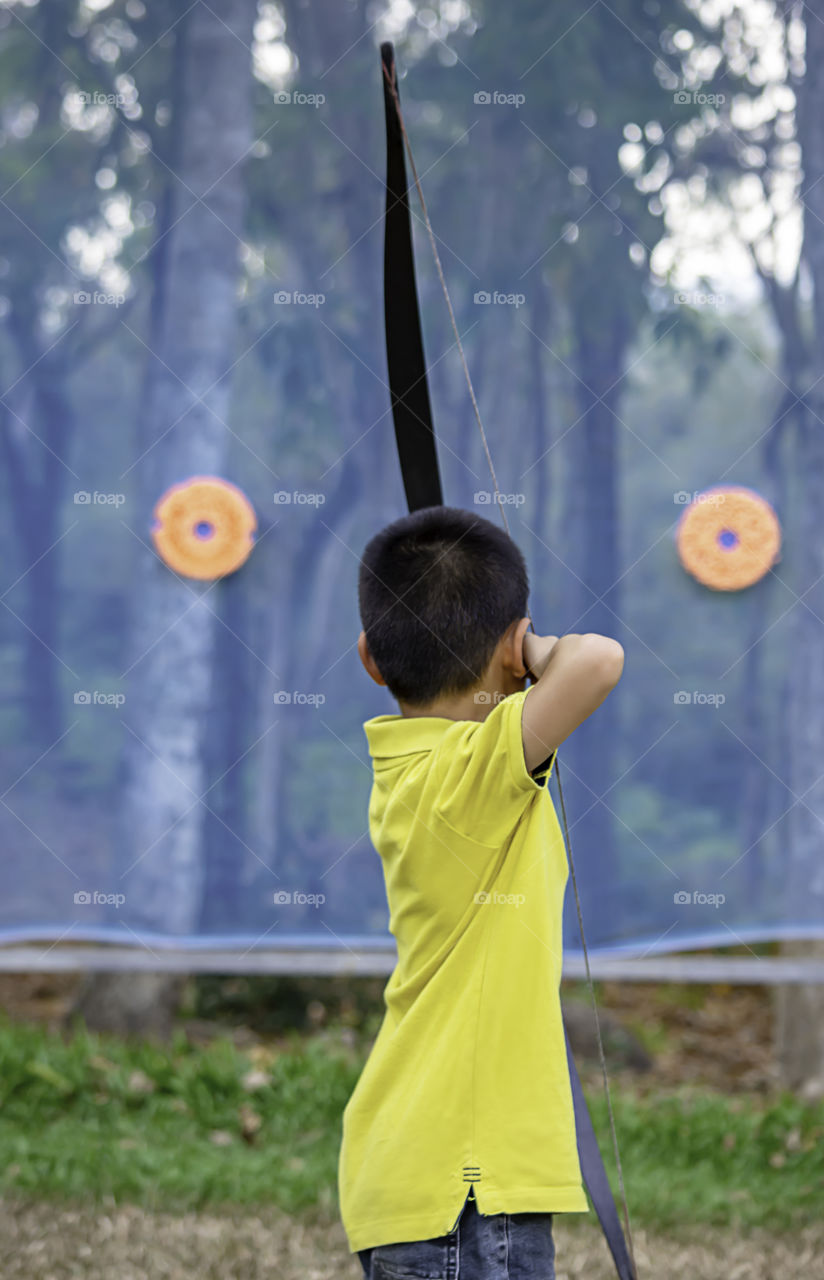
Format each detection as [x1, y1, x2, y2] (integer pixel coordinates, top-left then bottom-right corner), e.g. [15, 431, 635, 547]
[379, 41, 638, 1280]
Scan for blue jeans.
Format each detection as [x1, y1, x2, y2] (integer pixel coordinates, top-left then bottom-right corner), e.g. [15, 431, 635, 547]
[357, 1190, 555, 1279]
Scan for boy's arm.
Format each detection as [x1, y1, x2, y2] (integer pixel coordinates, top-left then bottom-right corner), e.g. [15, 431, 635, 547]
[520, 632, 624, 774]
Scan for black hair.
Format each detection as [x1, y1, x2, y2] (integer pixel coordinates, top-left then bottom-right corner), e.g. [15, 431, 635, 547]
[358, 505, 529, 706]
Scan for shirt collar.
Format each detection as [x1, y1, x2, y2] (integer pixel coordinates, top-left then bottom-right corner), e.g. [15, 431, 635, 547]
[364, 713, 458, 759]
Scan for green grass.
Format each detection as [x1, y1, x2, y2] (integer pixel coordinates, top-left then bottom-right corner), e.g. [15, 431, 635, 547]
[588, 1086, 824, 1230]
[0, 1015, 360, 1219]
[0, 1015, 821, 1230]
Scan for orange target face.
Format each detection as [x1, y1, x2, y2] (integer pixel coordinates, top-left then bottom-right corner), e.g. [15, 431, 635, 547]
[151, 476, 257, 581]
[676, 486, 781, 591]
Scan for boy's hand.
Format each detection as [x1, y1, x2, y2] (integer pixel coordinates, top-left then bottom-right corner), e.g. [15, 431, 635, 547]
[522, 631, 559, 682]
[521, 632, 624, 773]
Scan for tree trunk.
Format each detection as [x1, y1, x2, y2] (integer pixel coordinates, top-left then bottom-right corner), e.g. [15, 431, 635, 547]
[561, 317, 627, 940]
[774, 0, 824, 1093]
[70, 972, 188, 1041]
[526, 277, 552, 551]
[1, 329, 70, 753]
[70, 0, 257, 1031]
[199, 565, 255, 934]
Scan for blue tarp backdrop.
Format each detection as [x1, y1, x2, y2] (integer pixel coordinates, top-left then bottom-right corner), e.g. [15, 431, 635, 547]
[0, 447, 813, 957]
[0, 7, 819, 960]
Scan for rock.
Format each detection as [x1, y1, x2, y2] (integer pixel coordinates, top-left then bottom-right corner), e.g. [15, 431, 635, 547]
[562, 1000, 653, 1072]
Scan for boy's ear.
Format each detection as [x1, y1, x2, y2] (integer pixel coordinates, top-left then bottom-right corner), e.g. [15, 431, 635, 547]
[357, 630, 387, 686]
[504, 616, 532, 679]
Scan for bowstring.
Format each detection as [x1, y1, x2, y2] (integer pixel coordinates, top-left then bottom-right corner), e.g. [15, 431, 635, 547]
[382, 58, 637, 1276]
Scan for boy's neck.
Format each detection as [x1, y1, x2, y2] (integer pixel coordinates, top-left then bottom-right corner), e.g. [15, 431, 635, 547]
[397, 677, 526, 723]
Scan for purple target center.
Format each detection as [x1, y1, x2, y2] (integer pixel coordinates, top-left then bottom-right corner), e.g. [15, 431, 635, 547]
[717, 528, 738, 550]
[194, 520, 215, 540]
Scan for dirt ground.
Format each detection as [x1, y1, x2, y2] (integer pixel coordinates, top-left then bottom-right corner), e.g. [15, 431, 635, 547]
[1, 1196, 823, 1280]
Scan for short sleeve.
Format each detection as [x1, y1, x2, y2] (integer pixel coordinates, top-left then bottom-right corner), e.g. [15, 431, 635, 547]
[431, 687, 555, 847]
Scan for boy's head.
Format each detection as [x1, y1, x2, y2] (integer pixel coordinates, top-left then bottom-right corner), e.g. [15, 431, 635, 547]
[357, 505, 529, 709]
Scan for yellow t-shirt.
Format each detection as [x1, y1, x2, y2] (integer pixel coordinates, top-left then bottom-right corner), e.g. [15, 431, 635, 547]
[337, 686, 588, 1254]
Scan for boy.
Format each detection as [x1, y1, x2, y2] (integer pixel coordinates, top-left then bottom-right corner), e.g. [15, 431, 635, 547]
[338, 505, 624, 1279]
